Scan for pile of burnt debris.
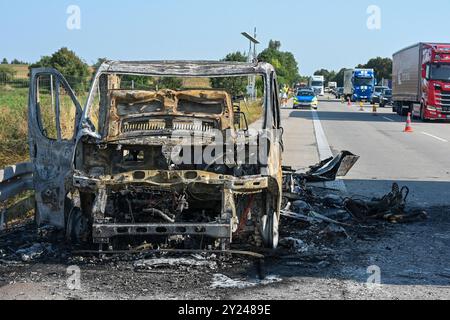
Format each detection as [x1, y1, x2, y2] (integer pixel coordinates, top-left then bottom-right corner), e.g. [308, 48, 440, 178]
[278, 151, 428, 255]
[282, 178, 428, 226]
[0, 222, 251, 271]
[282, 151, 428, 225]
[0, 224, 70, 265]
[265, 152, 429, 272]
[0, 151, 429, 269]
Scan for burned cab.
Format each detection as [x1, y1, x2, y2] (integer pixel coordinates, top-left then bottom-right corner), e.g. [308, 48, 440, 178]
[28, 61, 283, 250]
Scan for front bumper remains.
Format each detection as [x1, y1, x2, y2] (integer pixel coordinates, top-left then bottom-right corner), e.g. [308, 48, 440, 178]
[92, 222, 232, 244]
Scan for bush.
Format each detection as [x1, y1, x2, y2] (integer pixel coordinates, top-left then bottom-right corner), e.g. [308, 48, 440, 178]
[30, 48, 90, 92]
[211, 51, 248, 97]
[0, 66, 17, 83]
[258, 40, 300, 86]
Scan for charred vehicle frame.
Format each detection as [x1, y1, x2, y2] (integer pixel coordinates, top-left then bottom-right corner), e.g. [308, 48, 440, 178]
[28, 61, 284, 250]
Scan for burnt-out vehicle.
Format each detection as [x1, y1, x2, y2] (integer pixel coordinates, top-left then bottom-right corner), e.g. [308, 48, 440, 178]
[28, 61, 283, 250]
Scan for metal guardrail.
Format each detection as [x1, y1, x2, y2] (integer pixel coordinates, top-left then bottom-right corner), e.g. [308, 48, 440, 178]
[0, 162, 34, 231]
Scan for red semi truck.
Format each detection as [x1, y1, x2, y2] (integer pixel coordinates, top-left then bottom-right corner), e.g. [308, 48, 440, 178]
[393, 43, 450, 120]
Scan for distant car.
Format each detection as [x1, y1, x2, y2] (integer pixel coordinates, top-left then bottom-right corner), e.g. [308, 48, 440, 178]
[334, 87, 344, 99]
[371, 86, 389, 104]
[379, 89, 393, 107]
[294, 89, 318, 109]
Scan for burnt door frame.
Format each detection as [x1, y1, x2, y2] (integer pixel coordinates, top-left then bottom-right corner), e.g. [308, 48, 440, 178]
[28, 68, 83, 228]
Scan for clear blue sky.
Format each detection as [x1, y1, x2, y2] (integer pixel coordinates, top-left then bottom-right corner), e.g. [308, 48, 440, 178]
[2, 0, 450, 75]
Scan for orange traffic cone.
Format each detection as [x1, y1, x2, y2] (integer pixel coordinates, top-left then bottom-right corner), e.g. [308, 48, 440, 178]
[404, 113, 414, 133]
[359, 101, 365, 111]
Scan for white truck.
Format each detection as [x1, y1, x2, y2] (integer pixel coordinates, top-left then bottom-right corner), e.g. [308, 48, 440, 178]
[310, 75, 325, 96]
[343, 69, 354, 101]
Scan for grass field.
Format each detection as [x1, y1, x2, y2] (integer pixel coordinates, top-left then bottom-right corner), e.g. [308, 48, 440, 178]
[239, 99, 264, 127]
[0, 86, 30, 167]
[8, 64, 29, 79]
[0, 85, 87, 168]
[182, 77, 211, 88]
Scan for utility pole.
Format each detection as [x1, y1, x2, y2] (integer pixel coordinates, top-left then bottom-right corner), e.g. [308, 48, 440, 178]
[241, 28, 260, 100]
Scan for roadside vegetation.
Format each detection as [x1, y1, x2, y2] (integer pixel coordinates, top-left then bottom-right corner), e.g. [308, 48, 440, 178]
[0, 86, 29, 167]
[258, 40, 301, 86]
[239, 99, 264, 127]
[0, 41, 301, 168]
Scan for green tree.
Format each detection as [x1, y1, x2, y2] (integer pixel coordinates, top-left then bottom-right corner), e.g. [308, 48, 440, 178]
[157, 77, 183, 90]
[121, 75, 150, 89]
[258, 40, 300, 86]
[93, 58, 108, 72]
[268, 40, 281, 51]
[357, 57, 392, 82]
[221, 51, 248, 63]
[211, 51, 249, 97]
[1, 58, 8, 64]
[331, 68, 347, 87]
[11, 59, 27, 65]
[0, 65, 16, 82]
[120, 75, 183, 90]
[314, 69, 337, 86]
[30, 47, 90, 92]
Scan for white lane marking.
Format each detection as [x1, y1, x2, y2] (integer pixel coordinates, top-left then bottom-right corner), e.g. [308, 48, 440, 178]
[383, 116, 395, 122]
[311, 110, 347, 193]
[421, 132, 448, 143]
[311, 110, 333, 159]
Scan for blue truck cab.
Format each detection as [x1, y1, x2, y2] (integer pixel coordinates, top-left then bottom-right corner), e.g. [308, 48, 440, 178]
[352, 69, 376, 102]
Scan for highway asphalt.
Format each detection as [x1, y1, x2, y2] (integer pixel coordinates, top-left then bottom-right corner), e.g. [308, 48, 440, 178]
[282, 96, 450, 207]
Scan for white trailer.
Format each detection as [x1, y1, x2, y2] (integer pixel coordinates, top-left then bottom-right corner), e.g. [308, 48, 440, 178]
[310, 75, 325, 96]
[343, 69, 354, 100]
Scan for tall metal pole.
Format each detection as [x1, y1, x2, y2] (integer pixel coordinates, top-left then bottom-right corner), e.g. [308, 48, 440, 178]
[253, 27, 257, 63]
[248, 36, 253, 99]
[241, 29, 259, 100]
[252, 28, 257, 99]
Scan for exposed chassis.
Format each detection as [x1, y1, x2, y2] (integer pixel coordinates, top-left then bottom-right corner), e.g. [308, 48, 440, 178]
[74, 171, 270, 244]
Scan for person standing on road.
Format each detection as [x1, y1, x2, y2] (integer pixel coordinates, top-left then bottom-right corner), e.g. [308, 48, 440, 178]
[281, 84, 289, 108]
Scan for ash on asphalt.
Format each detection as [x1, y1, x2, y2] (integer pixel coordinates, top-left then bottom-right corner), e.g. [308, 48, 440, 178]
[0, 192, 448, 299]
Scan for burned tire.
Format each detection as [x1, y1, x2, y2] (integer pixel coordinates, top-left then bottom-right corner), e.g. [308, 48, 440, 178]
[66, 207, 90, 244]
[260, 195, 280, 249]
